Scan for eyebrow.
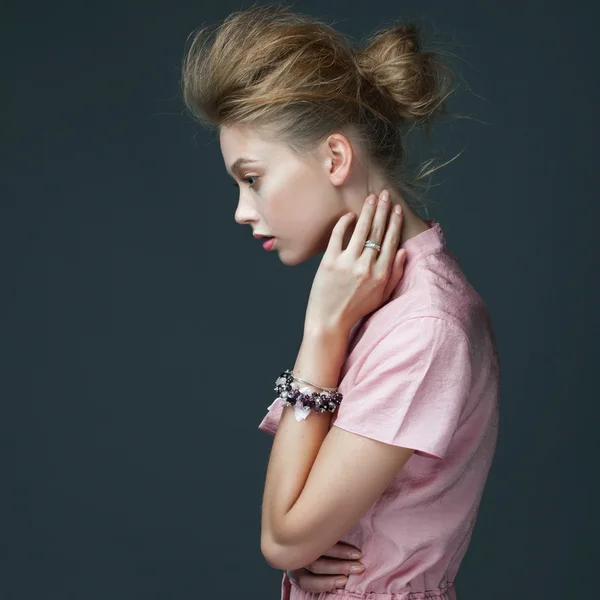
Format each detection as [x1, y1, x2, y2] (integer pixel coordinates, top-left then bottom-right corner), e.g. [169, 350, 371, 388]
[227, 157, 260, 177]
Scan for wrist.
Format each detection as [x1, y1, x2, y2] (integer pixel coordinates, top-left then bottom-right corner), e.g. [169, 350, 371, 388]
[294, 327, 348, 392]
[303, 321, 351, 343]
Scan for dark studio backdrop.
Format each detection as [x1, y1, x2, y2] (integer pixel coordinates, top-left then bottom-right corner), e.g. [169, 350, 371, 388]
[1, 0, 597, 598]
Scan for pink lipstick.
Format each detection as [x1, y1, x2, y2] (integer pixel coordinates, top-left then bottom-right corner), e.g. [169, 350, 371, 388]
[262, 237, 276, 251]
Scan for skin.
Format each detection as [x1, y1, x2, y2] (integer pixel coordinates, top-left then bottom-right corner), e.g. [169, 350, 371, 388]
[220, 124, 431, 266]
[220, 124, 431, 593]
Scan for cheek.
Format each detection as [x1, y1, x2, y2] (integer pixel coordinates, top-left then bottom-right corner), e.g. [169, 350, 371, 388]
[263, 167, 333, 243]
[272, 193, 321, 235]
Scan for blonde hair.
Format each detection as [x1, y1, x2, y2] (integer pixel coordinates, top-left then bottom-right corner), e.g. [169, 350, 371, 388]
[181, 3, 462, 210]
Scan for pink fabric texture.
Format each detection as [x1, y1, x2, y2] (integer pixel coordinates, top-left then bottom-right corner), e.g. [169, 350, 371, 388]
[258, 220, 500, 600]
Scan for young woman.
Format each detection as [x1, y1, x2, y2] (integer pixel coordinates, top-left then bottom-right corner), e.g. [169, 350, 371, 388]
[182, 5, 499, 600]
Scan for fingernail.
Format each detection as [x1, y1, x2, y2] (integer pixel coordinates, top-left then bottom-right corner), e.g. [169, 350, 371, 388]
[336, 578, 348, 588]
[349, 551, 362, 559]
[381, 190, 389, 202]
[394, 205, 402, 214]
[350, 565, 365, 573]
[367, 195, 376, 205]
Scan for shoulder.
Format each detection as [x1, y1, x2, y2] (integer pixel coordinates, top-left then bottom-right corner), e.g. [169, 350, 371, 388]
[347, 313, 472, 390]
[370, 248, 490, 346]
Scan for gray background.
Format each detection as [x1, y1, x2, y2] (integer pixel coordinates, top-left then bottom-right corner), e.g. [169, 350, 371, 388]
[1, 0, 597, 598]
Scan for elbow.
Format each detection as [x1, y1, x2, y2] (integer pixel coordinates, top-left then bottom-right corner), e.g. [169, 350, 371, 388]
[260, 518, 290, 570]
[262, 513, 318, 570]
[261, 550, 285, 571]
[261, 536, 287, 570]
[261, 535, 308, 572]
[263, 514, 354, 570]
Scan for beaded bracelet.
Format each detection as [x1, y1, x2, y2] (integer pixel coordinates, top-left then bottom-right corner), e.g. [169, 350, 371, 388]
[268, 369, 344, 422]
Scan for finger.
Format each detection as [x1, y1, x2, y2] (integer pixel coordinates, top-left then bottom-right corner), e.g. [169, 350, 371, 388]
[289, 568, 349, 592]
[304, 556, 364, 575]
[381, 248, 407, 300]
[325, 212, 357, 257]
[288, 543, 364, 593]
[320, 542, 362, 560]
[362, 190, 392, 265]
[345, 193, 378, 256]
[374, 202, 403, 274]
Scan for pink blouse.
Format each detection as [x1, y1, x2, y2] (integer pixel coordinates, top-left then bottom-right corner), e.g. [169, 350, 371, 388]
[258, 219, 500, 600]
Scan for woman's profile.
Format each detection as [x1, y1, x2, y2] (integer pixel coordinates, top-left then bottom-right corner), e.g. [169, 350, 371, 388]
[181, 5, 499, 600]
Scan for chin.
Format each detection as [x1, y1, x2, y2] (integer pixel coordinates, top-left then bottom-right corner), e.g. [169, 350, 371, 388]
[277, 243, 320, 266]
[278, 250, 306, 267]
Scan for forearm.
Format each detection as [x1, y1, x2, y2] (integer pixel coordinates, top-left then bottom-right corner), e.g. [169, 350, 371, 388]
[261, 326, 349, 549]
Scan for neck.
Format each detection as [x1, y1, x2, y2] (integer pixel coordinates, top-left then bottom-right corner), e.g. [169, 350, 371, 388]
[388, 188, 431, 245]
[358, 169, 431, 244]
[340, 176, 432, 251]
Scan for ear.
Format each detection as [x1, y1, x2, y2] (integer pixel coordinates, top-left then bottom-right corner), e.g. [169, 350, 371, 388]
[324, 132, 353, 187]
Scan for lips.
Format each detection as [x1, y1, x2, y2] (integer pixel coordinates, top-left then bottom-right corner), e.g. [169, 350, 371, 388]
[262, 237, 276, 251]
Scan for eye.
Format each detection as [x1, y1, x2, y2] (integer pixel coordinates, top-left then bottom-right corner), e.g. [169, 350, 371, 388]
[232, 175, 259, 189]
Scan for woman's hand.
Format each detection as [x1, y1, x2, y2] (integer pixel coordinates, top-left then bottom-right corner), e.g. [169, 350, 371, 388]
[287, 542, 365, 592]
[304, 189, 407, 335]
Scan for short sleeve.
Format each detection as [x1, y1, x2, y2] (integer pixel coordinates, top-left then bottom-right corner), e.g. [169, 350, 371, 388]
[332, 316, 472, 460]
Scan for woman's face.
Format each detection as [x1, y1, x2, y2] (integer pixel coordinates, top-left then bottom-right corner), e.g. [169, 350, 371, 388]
[219, 125, 350, 266]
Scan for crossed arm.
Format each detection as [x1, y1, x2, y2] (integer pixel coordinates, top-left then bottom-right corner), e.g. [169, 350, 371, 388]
[260, 327, 414, 571]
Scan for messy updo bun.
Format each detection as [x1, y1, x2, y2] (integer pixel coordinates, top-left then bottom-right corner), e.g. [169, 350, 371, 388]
[182, 4, 459, 208]
[354, 23, 451, 123]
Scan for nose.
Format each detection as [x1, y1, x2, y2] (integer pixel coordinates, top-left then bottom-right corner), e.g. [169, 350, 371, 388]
[234, 192, 260, 226]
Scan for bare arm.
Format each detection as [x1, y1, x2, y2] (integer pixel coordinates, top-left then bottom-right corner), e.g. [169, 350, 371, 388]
[261, 328, 414, 571]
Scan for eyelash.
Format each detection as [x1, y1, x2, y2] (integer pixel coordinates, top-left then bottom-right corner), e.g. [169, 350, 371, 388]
[232, 176, 258, 189]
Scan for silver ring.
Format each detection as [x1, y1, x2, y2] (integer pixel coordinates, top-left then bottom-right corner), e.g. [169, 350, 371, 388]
[364, 240, 381, 252]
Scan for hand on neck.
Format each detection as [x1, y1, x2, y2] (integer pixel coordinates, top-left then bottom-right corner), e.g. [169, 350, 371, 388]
[352, 181, 430, 247]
